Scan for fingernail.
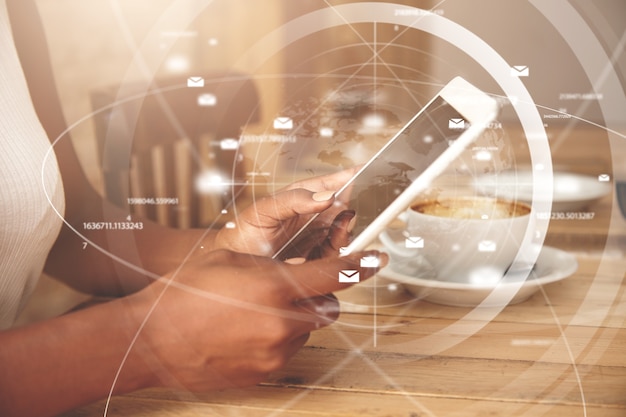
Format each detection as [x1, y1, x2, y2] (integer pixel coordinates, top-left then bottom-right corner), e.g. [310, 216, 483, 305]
[314, 300, 340, 316]
[312, 190, 335, 202]
[376, 251, 390, 268]
[284, 257, 307, 265]
[347, 215, 357, 232]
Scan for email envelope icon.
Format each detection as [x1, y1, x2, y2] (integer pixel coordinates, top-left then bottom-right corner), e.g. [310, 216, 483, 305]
[273, 117, 293, 130]
[220, 138, 239, 150]
[478, 240, 497, 252]
[197, 93, 217, 106]
[339, 270, 360, 283]
[449, 118, 465, 130]
[360, 256, 380, 268]
[187, 76, 205, 87]
[598, 174, 610, 182]
[510, 66, 529, 77]
[405, 236, 424, 249]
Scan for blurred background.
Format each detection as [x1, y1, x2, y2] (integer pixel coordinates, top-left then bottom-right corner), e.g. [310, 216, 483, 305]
[16, 0, 625, 322]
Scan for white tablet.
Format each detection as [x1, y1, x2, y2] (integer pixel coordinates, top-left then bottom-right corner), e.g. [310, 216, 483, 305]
[273, 76, 498, 260]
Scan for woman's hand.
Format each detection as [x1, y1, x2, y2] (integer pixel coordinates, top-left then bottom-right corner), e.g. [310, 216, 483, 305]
[129, 248, 386, 391]
[0, 248, 386, 417]
[214, 168, 357, 257]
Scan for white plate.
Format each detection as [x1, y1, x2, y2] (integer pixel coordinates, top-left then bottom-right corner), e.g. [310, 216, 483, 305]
[473, 171, 611, 212]
[378, 246, 578, 307]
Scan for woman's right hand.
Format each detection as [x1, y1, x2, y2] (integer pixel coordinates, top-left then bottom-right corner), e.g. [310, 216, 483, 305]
[126, 249, 386, 391]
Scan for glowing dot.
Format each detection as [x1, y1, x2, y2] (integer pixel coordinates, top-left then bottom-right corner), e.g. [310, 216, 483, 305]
[208, 37, 219, 46]
[195, 171, 227, 194]
[362, 113, 385, 129]
[474, 150, 492, 161]
[451, 244, 461, 252]
[320, 127, 334, 137]
[164, 55, 190, 73]
[555, 177, 580, 193]
[468, 267, 502, 286]
[423, 135, 433, 144]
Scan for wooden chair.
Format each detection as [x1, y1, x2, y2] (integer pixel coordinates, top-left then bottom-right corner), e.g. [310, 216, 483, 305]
[90, 73, 260, 228]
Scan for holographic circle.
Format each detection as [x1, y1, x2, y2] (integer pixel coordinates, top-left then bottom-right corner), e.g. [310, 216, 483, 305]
[39, 2, 624, 415]
[232, 1, 551, 348]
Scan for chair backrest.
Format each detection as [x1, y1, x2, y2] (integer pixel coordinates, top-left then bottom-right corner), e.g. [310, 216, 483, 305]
[91, 73, 260, 228]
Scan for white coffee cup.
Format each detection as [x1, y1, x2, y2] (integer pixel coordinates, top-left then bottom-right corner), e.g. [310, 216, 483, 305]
[379, 196, 531, 285]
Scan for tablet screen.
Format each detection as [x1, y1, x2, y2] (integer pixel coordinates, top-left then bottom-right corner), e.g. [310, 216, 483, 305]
[274, 96, 466, 259]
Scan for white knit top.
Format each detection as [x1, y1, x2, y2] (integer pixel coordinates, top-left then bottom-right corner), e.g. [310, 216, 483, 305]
[0, 0, 65, 329]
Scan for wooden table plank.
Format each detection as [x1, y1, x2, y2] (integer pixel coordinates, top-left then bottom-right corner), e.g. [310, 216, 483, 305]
[305, 313, 626, 367]
[337, 256, 626, 329]
[264, 347, 626, 406]
[64, 386, 626, 417]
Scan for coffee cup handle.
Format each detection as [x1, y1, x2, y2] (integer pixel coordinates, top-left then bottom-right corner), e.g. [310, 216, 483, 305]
[378, 212, 418, 258]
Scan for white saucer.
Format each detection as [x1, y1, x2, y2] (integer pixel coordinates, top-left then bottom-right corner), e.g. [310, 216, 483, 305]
[473, 170, 611, 212]
[378, 246, 578, 307]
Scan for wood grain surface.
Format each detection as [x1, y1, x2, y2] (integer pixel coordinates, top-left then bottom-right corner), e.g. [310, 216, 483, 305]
[61, 127, 625, 416]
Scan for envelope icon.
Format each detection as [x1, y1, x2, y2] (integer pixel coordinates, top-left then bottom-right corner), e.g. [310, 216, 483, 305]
[598, 174, 610, 182]
[510, 66, 529, 77]
[187, 76, 205, 87]
[449, 118, 465, 130]
[220, 138, 239, 150]
[273, 117, 293, 130]
[405, 236, 424, 249]
[360, 255, 380, 268]
[478, 240, 497, 252]
[339, 270, 360, 283]
[197, 93, 217, 106]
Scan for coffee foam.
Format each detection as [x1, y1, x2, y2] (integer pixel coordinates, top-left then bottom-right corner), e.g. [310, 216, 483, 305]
[412, 197, 530, 220]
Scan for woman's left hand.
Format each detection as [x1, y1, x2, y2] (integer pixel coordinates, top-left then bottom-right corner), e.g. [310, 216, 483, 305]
[213, 168, 357, 258]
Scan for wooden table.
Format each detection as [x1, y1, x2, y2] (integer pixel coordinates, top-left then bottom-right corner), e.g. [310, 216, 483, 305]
[63, 200, 625, 416]
[63, 124, 625, 416]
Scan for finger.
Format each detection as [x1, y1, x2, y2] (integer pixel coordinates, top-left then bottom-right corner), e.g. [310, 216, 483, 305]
[243, 188, 336, 227]
[284, 167, 359, 193]
[278, 250, 389, 300]
[284, 332, 310, 360]
[324, 210, 356, 257]
[306, 210, 355, 260]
